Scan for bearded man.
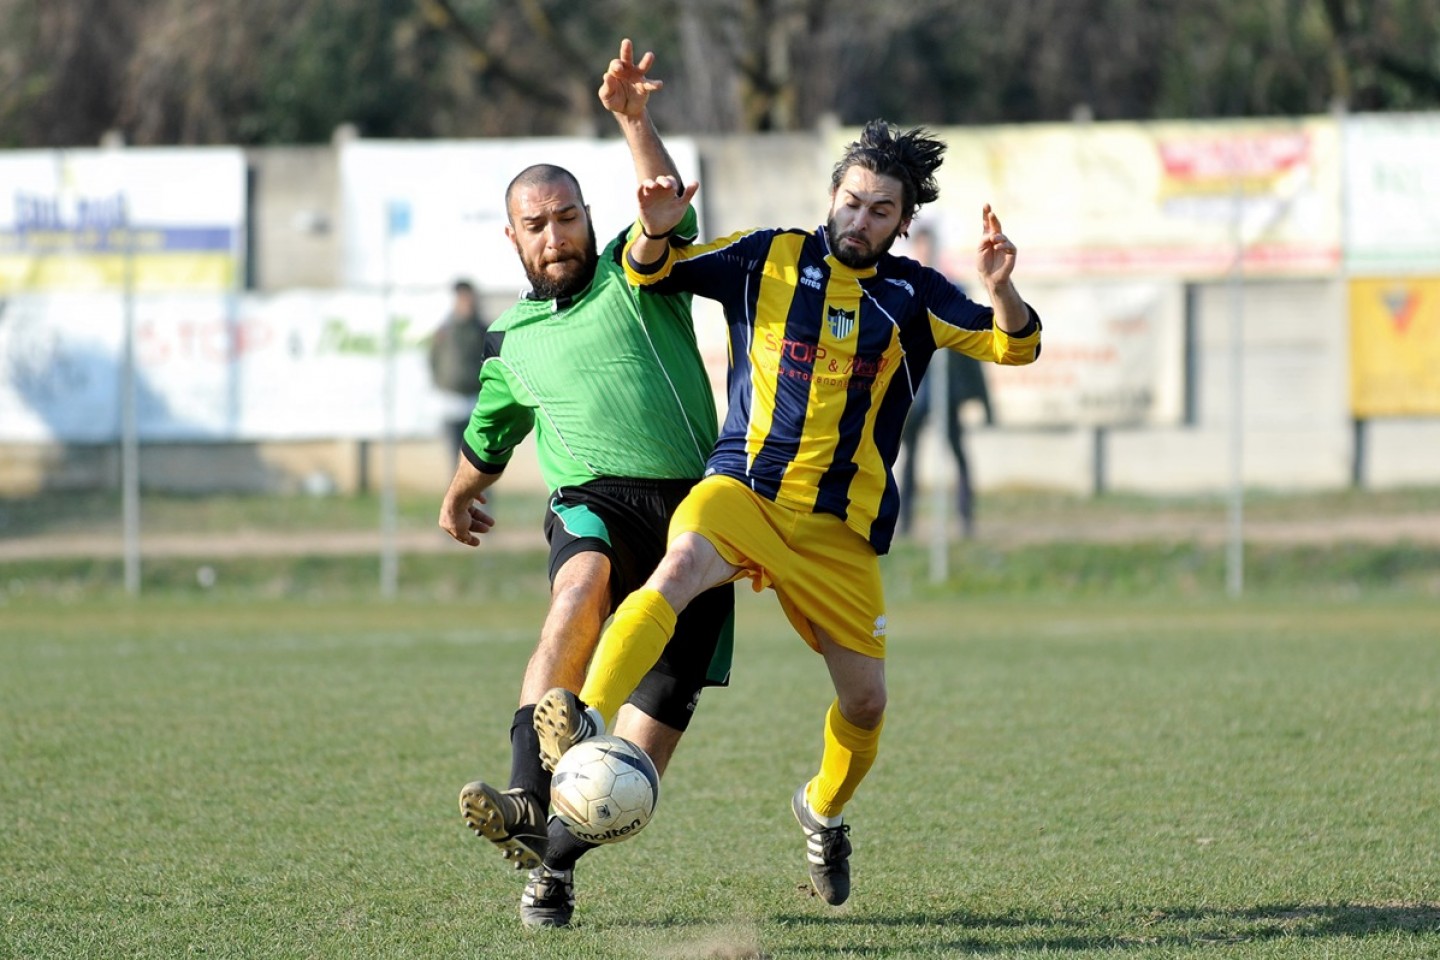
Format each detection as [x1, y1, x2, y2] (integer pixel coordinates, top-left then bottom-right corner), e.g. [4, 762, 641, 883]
[439, 40, 734, 930]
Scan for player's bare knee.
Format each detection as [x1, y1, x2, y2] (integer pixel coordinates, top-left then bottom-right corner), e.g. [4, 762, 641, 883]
[840, 689, 887, 728]
[548, 571, 609, 624]
[649, 533, 730, 605]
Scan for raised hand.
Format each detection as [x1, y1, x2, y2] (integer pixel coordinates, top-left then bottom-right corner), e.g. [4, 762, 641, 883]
[637, 174, 699, 240]
[976, 204, 1017, 289]
[598, 38, 662, 118]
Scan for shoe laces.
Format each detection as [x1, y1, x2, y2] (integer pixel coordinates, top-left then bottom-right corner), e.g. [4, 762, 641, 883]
[813, 823, 851, 862]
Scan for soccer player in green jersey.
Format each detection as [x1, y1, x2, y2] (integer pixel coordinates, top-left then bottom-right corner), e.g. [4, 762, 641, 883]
[438, 41, 732, 929]
[534, 112, 1042, 907]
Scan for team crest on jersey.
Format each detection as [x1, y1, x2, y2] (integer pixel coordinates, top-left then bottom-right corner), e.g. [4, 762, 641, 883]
[827, 305, 856, 340]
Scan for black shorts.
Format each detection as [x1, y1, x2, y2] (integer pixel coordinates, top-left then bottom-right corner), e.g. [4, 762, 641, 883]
[544, 477, 734, 731]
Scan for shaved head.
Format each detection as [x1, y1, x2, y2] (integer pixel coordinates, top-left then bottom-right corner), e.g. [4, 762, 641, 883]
[505, 164, 586, 223]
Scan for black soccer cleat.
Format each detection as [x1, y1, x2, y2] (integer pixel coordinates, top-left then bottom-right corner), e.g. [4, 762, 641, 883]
[458, 781, 547, 871]
[520, 864, 575, 929]
[792, 782, 853, 906]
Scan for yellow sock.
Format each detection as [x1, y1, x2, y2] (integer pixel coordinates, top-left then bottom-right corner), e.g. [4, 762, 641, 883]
[807, 699, 884, 819]
[579, 587, 678, 724]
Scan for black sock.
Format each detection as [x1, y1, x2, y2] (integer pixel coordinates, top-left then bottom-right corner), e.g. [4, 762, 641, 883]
[508, 705, 550, 805]
[544, 815, 598, 872]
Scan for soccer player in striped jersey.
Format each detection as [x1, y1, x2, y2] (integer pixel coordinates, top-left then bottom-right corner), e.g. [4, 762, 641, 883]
[535, 115, 1042, 907]
[440, 42, 733, 929]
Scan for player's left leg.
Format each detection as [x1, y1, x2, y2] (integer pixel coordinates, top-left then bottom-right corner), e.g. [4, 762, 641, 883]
[461, 550, 612, 871]
[792, 630, 885, 907]
[770, 513, 887, 906]
[811, 632, 887, 815]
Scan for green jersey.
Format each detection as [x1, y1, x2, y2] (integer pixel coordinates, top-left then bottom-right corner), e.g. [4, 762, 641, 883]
[462, 209, 718, 490]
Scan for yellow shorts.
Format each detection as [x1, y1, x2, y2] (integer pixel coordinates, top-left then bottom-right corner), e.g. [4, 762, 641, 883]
[668, 475, 888, 659]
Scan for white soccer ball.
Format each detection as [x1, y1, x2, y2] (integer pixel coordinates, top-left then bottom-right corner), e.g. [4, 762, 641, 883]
[550, 735, 659, 845]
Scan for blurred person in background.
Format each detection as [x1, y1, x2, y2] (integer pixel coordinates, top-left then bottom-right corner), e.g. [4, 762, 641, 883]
[897, 227, 993, 540]
[428, 279, 490, 456]
[437, 40, 733, 930]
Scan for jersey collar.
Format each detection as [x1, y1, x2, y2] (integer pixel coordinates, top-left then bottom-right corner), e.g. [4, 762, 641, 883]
[524, 275, 594, 312]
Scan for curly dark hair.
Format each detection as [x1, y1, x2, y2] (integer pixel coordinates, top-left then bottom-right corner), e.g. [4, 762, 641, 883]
[830, 119, 945, 221]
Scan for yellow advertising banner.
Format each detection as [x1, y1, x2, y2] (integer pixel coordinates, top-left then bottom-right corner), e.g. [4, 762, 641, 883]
[835, 117, 1342, 281]
[1350, 278, 1440, 416]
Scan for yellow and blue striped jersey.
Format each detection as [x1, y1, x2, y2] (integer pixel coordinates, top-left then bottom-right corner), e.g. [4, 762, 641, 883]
[625, 224, 1041, 554]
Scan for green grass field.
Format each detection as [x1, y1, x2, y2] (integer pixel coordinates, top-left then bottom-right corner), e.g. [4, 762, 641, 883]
[3, 580, 1438, 958]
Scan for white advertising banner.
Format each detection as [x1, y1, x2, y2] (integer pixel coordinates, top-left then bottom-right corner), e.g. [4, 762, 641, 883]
[230, 289, 451, 440]
[1344, 113, 1440, 274]
[340, 137, 702, 293]
[987, 282, 1187, 427]
[0, 148, 246, 293]
[885, 118, 1341, 281]
[0, 289, 465, 442]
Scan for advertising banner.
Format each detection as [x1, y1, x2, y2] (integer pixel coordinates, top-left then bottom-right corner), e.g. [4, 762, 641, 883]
[1344, 114, 1440, 274]
[1350, 277, 1440, 417]
[339, 138, 701, 292]
[0, 289, 461, 442]
[987, 281, 1187, 427]
[892, 118, 1341, 281]
[0, 148, 246, 293]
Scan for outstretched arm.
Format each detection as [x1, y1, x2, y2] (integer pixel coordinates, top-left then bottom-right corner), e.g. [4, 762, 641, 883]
[976, 204, 1031, 335]
[600, 38, 699, 265]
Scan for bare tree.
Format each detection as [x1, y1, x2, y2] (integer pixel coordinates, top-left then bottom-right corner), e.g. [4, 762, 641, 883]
[1319, 0, 1440, 109]
[0, 0, 140, 146]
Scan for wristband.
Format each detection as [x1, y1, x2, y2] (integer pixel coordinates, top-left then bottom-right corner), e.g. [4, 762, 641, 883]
[640, 225, 674, 241]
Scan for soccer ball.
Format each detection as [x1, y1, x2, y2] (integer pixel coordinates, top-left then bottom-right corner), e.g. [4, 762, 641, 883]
[550, 735, 659, 845]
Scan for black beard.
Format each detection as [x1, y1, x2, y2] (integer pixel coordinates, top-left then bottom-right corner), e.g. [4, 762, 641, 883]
[825, 216, 901, 270]
[524, 220, 600, 300]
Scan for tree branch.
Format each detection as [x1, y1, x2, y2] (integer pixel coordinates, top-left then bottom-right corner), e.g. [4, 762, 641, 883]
[414, 0, 572, 111]
[1376, 52, 1440, 100]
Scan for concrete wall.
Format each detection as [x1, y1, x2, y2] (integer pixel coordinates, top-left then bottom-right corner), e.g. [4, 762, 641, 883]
[246, 145, 343, 291]
[692, 132, 832, 237]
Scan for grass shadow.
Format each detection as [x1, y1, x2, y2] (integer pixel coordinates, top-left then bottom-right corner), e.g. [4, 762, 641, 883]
[761, 901, 1440, 953]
